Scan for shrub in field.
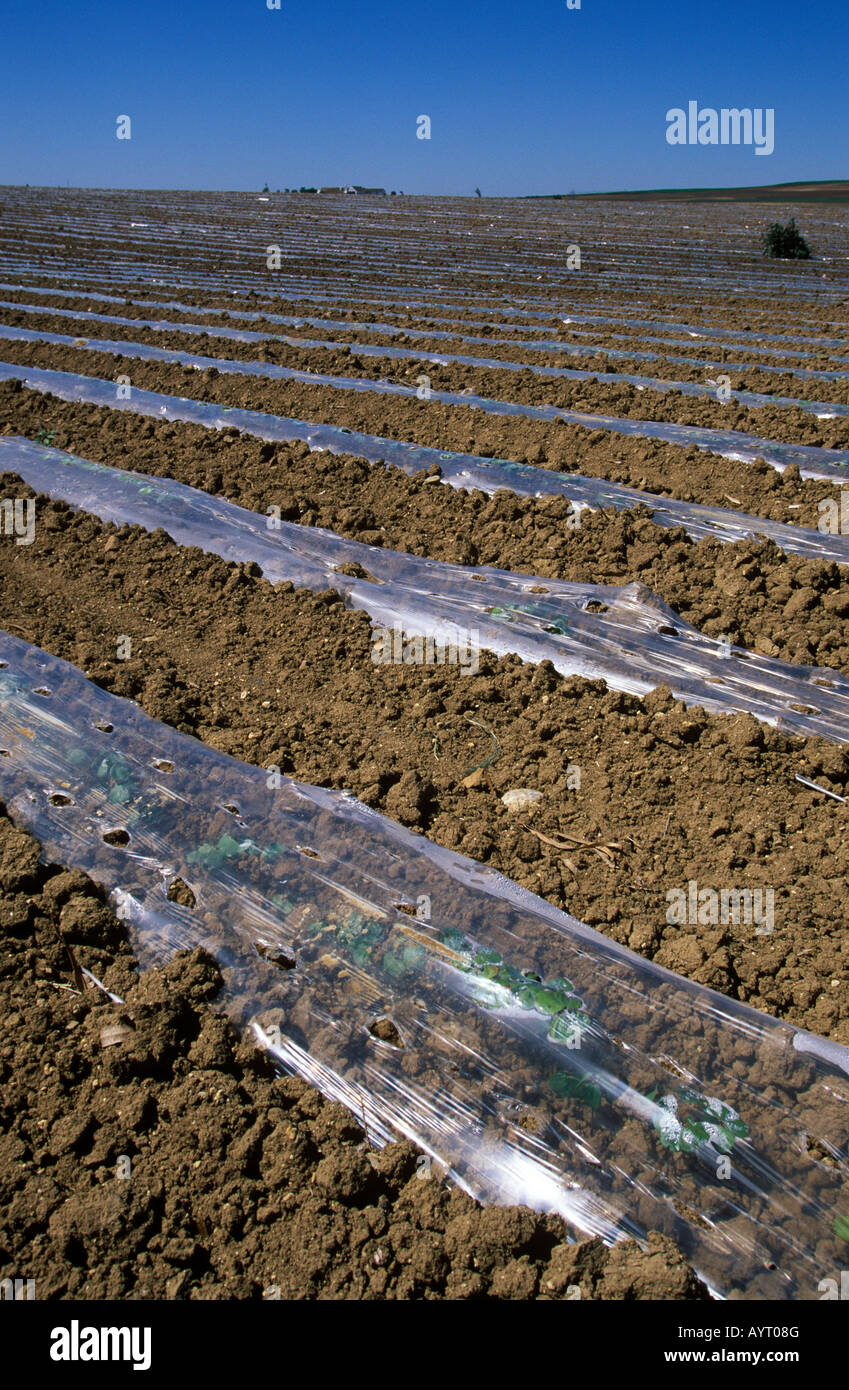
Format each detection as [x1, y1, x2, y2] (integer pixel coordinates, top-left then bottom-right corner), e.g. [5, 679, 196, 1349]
[760, 218, 811, 259]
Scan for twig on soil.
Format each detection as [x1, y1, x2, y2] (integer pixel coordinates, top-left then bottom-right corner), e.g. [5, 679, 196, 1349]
[523, 826, 622, 868]
[409, 720, 441, 761]
[795, 774, 847, 804]
[462, 712, 500, 778]
[44, 919, 95, 995]
[80, 965, 125, 1003]
[63, 941, 86, 994]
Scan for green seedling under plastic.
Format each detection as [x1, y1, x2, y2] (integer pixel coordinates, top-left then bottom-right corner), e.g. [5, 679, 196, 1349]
[648, 1085, 749, 1155]
[832, 1214, 849, 1243]
[1, 681, 748, 1154]
[188, 832, 263, 870]
[548, 1071, 602, 1109]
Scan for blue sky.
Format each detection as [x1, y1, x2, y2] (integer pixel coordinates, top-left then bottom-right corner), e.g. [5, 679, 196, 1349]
[1, 0, 844, 194]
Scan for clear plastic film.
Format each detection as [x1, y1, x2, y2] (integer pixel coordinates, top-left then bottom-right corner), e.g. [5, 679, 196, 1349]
[3, 301, 849, 424]
[4, 283, 847, 382]
[1, 196, 846, 307]
[4, 434, 849, 742]
[0, 631, 848, 1301]
[1, 243, 841, 309]
[2, 360, 849, 564]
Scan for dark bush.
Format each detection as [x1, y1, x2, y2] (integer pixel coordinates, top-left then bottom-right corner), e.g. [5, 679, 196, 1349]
[760, 218, 812, 259]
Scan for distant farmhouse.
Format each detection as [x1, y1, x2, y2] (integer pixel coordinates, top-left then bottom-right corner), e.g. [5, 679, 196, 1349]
[316, 185, 387, 195]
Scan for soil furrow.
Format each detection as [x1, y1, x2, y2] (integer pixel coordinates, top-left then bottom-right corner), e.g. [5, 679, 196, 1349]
[1, 482, 847, 1043]
[4, 380, 849, 674]
[1, 343, 847, 527]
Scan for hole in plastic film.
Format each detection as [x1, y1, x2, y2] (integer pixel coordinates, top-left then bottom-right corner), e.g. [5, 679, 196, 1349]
[102, 828, 130, 847]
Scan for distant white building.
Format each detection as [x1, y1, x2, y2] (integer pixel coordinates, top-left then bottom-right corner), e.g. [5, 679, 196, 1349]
[315, 185, 387, 196]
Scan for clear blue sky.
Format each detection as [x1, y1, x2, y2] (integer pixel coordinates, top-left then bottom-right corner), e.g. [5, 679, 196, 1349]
[1, 0, 844, 195]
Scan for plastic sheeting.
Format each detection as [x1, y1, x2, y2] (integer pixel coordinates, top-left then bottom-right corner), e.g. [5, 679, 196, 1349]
[2, 332, 848, 482]
[0, 247, 825, 308]
[2, 189, 846, 302]
[1, 630, 848, 1301]
[4, 283, 847, 380]
[7, 324, 849, 461]
[2, 359, 849, 566]
[4, 434, 849, 743]
[4, 300, 848, 420]
[5, 291, 848, 382]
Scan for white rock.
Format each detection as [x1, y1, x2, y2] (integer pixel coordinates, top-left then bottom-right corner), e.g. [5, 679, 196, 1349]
[500, 788, 542, 813]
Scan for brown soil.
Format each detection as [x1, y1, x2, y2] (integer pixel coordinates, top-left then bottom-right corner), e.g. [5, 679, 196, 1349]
[7, 287, 846, 395]
[1, 339, 846, 531]
[1, 484, 848, 1045]
[5, 296, 849, 419]
[1, 189, 848, 1302]
[1, 188, 845, 336]
[0, 809, 707, 1299]
[3, 382, 849, 677]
